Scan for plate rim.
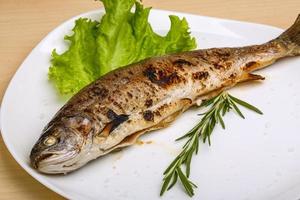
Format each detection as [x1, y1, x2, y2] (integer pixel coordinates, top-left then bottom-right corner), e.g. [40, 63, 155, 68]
[0, 8, 285, 199]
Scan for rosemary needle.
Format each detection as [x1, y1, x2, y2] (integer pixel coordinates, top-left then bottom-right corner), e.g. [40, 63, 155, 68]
[160, 91, 263, 197]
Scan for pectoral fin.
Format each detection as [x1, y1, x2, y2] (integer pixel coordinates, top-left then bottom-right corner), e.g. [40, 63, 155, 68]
[238, 73, 265, 83]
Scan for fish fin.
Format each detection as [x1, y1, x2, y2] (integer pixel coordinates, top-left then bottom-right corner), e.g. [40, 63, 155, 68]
[109, 108, 187, 149]
[196, 88, 224, 105]
[238, 73, 265, 83]
[278, 14, 300, 56]
[98, 130, 147, 156]
[154, 109, 183, 128]
[117, 130, 146, 147]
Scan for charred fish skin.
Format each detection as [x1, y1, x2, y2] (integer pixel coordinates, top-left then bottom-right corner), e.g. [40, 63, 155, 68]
[30, 15, 300, 174]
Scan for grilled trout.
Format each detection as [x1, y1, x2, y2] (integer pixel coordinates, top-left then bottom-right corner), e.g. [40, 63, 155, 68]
[30, 15, 300, 174]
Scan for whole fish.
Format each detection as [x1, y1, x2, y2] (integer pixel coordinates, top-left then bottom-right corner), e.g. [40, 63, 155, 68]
[30, 15, 300, 174]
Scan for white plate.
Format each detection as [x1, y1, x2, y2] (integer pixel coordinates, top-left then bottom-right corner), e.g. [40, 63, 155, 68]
[2, 9, 300, 200]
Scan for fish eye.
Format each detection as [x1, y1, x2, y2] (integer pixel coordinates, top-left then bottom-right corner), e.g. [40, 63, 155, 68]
[43, 136, 57, 146]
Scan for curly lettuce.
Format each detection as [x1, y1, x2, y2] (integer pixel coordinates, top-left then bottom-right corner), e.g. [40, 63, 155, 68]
[49, 19, 99, 94]
[49, 0, 196, 95]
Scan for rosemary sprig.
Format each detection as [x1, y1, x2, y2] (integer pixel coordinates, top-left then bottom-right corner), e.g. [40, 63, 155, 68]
[160, 91, 263, 197]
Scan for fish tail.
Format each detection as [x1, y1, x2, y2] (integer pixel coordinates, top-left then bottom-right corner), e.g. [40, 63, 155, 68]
[277, 14, 300, 56]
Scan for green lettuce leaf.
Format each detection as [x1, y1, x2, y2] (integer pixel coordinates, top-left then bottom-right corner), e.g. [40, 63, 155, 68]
[49, 0, 196, 95]
[97, 1, 197, 74]
[49, 19, 99, 94]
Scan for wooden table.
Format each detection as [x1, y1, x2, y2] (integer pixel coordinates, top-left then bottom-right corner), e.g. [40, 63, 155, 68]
[0, 0, 299, 199]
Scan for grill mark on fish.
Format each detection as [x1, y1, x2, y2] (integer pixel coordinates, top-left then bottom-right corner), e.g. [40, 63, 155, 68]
[243, 61, 258, 71]
[192, 71, 209, 80]
[229, 73, 237, 79]
[157, 103, 169, 111]
[214, 50, 231, 59]
[128, 70, 134, 75]
[173, 59, 193, 66]
[89, 87, 108, 98]
[143, 110, 154, 121]
[127, 92, 133, 98]
[193, 51, 210, 62]
[246, 61, 257, 67]
[225, 61, 232, 68]
[173, 59, 193, 70]
[113, 101, 123, 111]
[143, 65, 183, 87]
[154, 110, 161, 117]
[192, 49, 234, 71]
[213, 63, 225, 70]
[145, 99, 153, 108]
[142, 80, 158, 94]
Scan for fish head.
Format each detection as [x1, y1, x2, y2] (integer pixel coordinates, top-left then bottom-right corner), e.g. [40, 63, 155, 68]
[30, 115, 94, 174]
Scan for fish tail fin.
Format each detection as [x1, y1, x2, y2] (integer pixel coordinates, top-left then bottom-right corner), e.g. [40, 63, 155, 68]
[277, 14, 300, 56]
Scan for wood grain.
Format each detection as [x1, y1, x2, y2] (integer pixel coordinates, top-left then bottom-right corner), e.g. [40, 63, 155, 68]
[0, 0, 299, 199]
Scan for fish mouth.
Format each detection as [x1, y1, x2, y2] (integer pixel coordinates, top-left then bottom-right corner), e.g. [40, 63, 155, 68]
[31, 150, 79, 174]
[31, 153, 54, 169]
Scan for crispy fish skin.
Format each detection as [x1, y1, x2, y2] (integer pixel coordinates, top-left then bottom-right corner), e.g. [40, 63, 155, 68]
[30, 15, 300, 174]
